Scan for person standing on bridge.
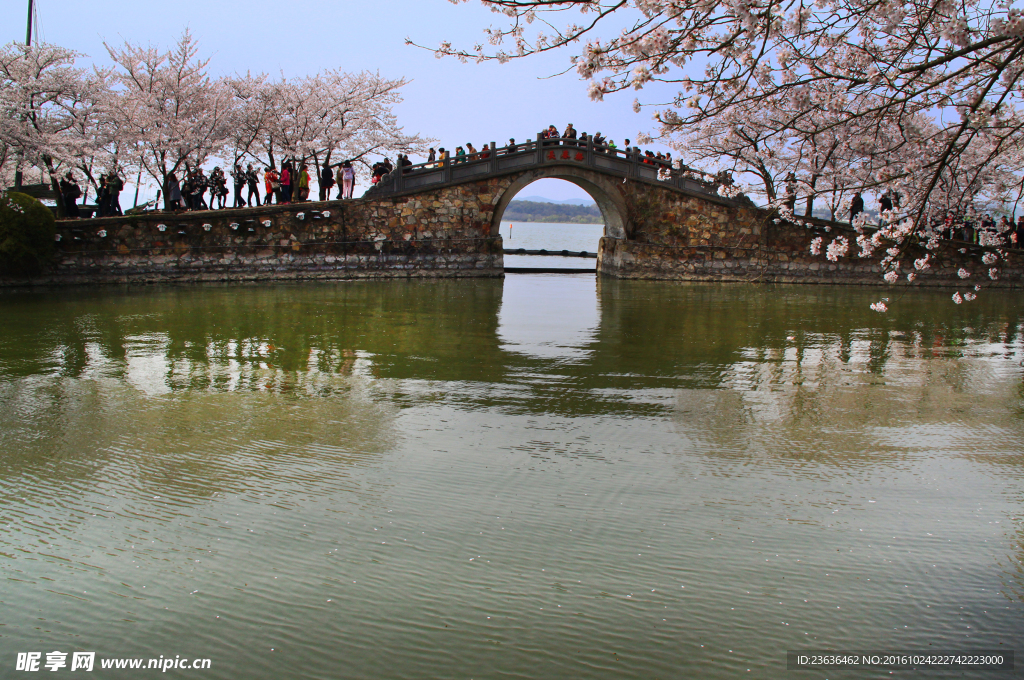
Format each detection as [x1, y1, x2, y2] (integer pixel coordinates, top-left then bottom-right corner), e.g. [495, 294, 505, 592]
[267, 167, 281, 205]
[96, 175, 110, 217]
[320, 163, 334, 201]
[165, 172, 181, 212]
[280, 162, 292, 204]
[850, 192, 864, 224]
[180, 172, 195, 211]
[296, 164, 311, 202]
[60, 172, 81, 218]
[193, 168, 209, 210]
[107, 170, 124, 216]
[784, 172, 797, 212]
[245, 164, 260, 207]
[232, 164, 246, 208]
[341, 161, 355, 199]
[562, 123, 577, 146]
[879, 190, 892, 220]
[210, 167, 228, 208]
[263, 167, 275, 205]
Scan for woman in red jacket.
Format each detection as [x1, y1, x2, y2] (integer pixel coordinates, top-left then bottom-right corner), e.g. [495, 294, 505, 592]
[280, 162, 292, 204]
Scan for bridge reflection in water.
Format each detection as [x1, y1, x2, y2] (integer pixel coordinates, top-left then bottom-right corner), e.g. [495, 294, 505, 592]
[3, 277, 1022, 420]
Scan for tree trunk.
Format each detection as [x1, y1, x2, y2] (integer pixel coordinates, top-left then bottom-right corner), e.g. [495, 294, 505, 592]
[162, 172, 175, 211]
[266, 140, 276, 171]
[49, 173, 66, 218]
[759, 165, 776, 202]
[312, 152, 323, 200]
[42, 156, 66, 219]
[805, 174, 820, 217]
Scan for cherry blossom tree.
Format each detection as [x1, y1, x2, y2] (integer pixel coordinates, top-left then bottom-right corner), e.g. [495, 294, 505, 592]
[2, 30, 428, 210]
[224, 72, 279, 170]
[243, 70, 430, 179]
[679, 98, 789, 201]
[424, 0, 1024, 208]
[104, 30, 234, 209]
[308, 69, 432, 171]
[0, 42, 105, 214]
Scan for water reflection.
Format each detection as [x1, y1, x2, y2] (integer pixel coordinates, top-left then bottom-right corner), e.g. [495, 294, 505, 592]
[497, 274, 599, 361]
[2, 277, 1024, 680]
[2, 279, 1023, 475]
[4, 279, 1022, 400]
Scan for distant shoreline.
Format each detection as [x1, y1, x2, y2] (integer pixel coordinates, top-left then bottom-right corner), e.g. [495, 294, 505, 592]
[502, 218, 604, 226]
[503, 200, 604, 225]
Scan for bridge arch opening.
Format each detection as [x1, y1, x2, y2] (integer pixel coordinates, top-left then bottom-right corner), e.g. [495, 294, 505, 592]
[490, 168, 628, 241]
[494, 179, 605, 263]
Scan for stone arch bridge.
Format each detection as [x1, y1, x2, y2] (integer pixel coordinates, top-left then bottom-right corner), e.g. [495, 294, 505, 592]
[354, 134, 796, 281]
[365, 134, 740, 242]
[29, 135, 1016, 288]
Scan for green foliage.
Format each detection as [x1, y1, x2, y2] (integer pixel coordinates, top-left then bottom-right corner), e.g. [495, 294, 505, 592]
[0, 191, 57, 276]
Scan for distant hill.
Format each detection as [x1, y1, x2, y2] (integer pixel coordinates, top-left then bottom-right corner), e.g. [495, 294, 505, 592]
[517, 195, 596, 206]
[504, 200, 603, 224]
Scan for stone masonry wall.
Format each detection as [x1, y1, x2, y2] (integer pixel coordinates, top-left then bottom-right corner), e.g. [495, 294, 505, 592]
[598, 184, 1024, 288]
[2, 178, 516, 287]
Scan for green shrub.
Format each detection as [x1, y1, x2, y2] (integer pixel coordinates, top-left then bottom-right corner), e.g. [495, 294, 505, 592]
[0, 191, 56, 276]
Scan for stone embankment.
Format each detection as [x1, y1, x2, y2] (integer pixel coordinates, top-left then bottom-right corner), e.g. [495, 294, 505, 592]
[8, 186, 505, 287]
[597, 186, 1024, 288]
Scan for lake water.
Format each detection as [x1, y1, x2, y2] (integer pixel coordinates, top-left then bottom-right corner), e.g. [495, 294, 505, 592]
[1, 276, 1023, 679]
[499, 221, 603, 269]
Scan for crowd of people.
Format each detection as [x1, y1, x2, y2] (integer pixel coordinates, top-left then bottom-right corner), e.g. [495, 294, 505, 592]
[164, 162, 306, 212]
[151, 158, 361, 213]
[931, 211, 1024, 246]
[50, 127, 1024, 246]
[367, 123, 682, 188]
[55, 170, 124, 219]
[374, 123, 684, 190]
[533, 123, 678, 173]
[847, 189, 1024, 246]
[54, 157, 363, 217]
[53, 123, 694, 216]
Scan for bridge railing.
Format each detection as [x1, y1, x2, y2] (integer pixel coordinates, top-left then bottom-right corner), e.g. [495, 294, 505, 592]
[370, 135, 722, 198]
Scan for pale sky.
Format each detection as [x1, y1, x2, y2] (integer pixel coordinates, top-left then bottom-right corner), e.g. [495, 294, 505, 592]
[3, 0, 691, 202]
